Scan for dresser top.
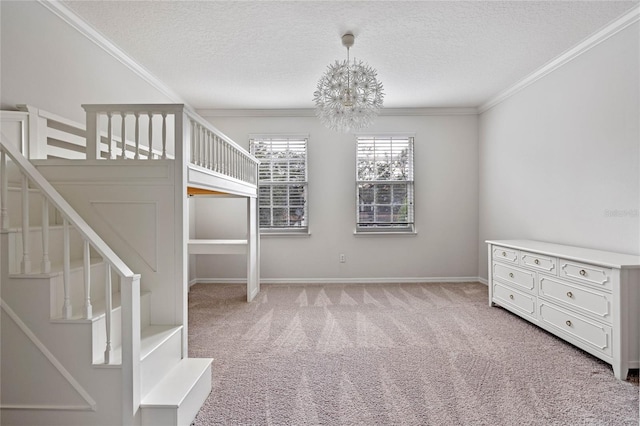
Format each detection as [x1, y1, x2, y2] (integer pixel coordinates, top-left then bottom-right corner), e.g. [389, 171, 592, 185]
[486, 239, 640, 269]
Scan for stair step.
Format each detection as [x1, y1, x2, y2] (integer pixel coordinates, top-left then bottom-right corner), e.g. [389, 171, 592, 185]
[141, 358, 213, 426]
[140, 325, 182, 361]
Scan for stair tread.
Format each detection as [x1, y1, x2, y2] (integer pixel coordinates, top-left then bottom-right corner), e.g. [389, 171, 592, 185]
[140, 358, 212, 407]
[140, 325, 183, 361]
[9, 257, 104, 277]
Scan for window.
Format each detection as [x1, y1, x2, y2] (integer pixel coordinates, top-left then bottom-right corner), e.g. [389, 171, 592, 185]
[250, 135, 308, 233]
[356, 135, 414, 233]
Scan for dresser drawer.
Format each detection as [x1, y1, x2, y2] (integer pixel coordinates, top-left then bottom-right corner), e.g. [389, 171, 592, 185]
[559, 260, 612, 291]
[493, 282, 536, 320]
[538, 275, 611, 323]
[493, 246, 518, 263]
[520, 251, 557, 274]
[493, 262, 535, 293]
[539, 301, 612, 357]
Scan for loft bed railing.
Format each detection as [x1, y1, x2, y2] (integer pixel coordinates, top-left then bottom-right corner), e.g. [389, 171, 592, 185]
[82, 104, 259, 190]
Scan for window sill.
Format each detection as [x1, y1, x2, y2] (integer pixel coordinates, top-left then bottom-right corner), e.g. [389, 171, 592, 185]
[260, 231, 311, 238]
[353, 230, 417, 236]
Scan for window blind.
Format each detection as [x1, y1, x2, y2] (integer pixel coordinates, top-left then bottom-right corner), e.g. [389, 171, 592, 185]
[250, 136, 308, 232]
[356, 135, 414, 232]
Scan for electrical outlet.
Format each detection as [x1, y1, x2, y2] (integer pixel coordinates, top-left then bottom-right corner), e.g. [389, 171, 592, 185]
[339, 253, 346, 263]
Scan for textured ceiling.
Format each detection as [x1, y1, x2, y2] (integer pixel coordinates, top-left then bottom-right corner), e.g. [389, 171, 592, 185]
[63, 1, 637, 109]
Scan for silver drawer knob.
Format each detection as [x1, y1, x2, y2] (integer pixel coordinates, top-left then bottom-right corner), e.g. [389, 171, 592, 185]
[566, 320, 572, 327]
[509, 294, 514, 300]
[579, 269, 587, 276]
[534, 259, 540, 265]
[566, 291, 573, 298]
[502, 251, 507, 256]
[509, 273, 514, 278]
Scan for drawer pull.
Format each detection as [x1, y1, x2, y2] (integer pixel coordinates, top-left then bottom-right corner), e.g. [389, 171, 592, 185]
[579, 269, 587, 276]
[502, 251, 507, 256]
[509, 273, 514, 278]
[534, 259, 540, 265]
[509, 294, 514, 300]
[566, 291, 573, 298]
[566, 320, 572, 327]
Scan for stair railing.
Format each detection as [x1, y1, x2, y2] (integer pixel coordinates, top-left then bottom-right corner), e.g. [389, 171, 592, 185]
[82, 104, 259, 186]
[0, 139, 141, 415]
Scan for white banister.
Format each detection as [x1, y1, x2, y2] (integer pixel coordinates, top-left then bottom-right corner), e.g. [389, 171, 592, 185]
[62, 218, 72, 319]
[41, 197, 50, 273]
[120, 113, 126, 159]
[83, 240, 92, 319]
[21, 175, 31, 274]
[104, 263, 112, 364]
[1, 150, 7, 230]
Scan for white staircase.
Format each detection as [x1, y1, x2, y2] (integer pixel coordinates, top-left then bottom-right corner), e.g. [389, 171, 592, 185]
[1, 133, 212, 425]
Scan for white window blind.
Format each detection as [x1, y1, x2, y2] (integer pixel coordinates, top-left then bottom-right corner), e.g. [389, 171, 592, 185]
[356, 135, 414, 232]
[250, 136, 308, 233]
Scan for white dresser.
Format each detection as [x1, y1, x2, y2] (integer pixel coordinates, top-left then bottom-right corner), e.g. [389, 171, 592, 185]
[487, 239, 640, 380]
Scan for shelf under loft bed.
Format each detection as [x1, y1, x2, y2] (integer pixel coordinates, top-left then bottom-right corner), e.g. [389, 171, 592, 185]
[188, 239, 248, 255]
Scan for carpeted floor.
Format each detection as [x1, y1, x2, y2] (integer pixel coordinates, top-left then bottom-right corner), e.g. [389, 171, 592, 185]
[188, 282, 639, 425]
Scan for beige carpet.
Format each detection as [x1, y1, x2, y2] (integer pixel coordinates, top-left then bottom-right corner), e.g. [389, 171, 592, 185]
[188, 282, 639, 425]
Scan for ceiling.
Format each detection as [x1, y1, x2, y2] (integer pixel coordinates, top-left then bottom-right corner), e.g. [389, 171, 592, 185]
[62, 1, 637, 110]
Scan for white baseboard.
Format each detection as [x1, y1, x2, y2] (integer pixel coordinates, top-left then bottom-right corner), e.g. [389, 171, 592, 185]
[478, 277, 488, 286]
[190, 276, 485, 285]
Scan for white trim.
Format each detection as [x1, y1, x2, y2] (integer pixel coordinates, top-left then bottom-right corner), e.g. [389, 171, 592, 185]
[0, 299, 97, 411]
[37, 0, 187, 107]
[479, 5, 640, 113]
[478, 277, 488, 286]
[192, 277, 483, 285]
[0, 404, 95, 411]
[197, 107, 478, 118]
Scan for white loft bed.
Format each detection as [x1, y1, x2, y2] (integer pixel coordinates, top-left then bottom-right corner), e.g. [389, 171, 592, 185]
[2, 103, 260, 302]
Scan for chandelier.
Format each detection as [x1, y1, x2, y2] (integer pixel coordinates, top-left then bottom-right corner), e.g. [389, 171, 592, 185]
[313, 32, 384, 133]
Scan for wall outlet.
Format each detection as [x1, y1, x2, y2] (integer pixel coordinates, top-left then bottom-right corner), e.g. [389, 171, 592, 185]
[339, 253, 346, 263]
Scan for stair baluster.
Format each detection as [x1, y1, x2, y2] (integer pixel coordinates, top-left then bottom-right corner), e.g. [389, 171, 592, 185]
[121, 112, 127, 159]
[1, 150, 7, 230]
[62, 218, 72, 319]
[83, 240, 92, 319]
[107, 112, 114, 159]
[21, 175, 31, 273]
[161, 112, 167, 159]
[41, 197, 50, 273]
[148, 112, 153, 160]
[104, 263, 113, 364]
[134, 112, 140, 160]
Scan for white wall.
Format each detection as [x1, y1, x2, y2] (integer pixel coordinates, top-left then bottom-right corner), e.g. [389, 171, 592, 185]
[194, 113, 479, 281]
[478, 22, 640, 279]
[0, 1, 173, 123]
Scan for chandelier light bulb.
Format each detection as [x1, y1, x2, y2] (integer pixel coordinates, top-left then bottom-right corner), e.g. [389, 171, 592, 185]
[313, 32, 384, 133]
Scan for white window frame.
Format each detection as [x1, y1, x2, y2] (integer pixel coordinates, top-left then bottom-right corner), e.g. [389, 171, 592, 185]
[250, 134, 309, 235]
[355, 134, 415, 234]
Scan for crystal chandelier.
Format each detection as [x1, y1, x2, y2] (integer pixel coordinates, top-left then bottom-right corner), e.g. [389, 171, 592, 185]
[313, 32, 384, 133]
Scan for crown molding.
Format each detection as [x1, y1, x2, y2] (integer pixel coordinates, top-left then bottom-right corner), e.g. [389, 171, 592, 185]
[479, 5, 640, 114]
[38, 0, 188, 106]
[197, 107, 478, 118]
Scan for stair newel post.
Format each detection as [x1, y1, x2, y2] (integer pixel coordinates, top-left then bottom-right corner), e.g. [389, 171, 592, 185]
[107, 112, 114, 159]
[104, 263, 113, 364]
[161, 112, 168, 159]
[62, 218, 72, 319]
[84, 108, 101, 160]
[41, 196, 50, 273]
[147, 112, 153, 160]
[120, 274, 141, 425]
[121, 112, 127, 159]
[83, 240, 92, 319]
[1, 150, 8, 230]
[20, 174, 31, 273]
